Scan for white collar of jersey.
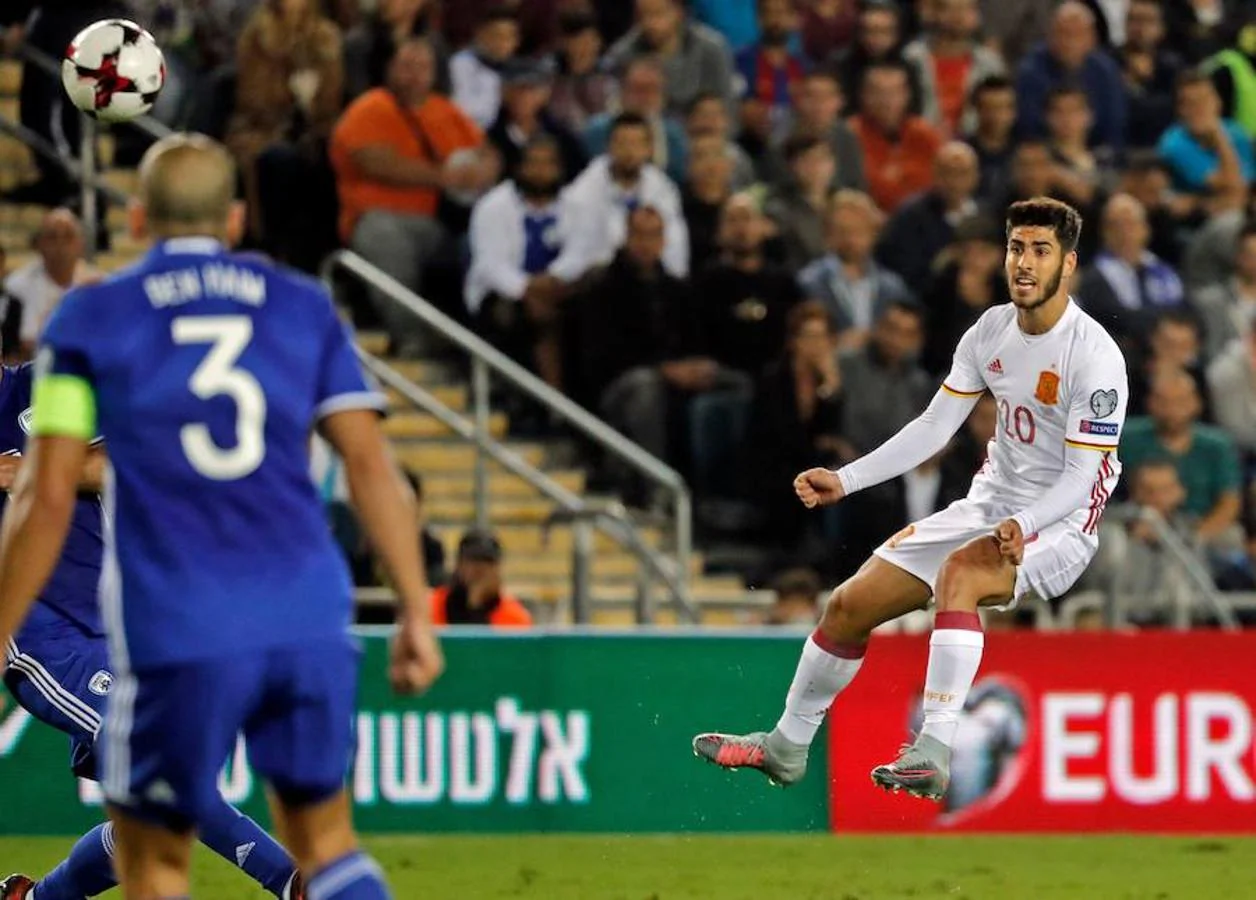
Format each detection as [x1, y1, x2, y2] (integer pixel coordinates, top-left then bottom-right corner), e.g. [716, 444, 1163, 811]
[157, 237, 223, 255]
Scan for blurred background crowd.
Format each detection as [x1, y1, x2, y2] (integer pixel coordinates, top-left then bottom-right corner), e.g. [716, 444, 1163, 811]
[3, 0, 1256, 629]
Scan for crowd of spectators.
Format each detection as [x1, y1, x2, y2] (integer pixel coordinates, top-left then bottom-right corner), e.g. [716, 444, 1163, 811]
[4, 0, 1256, 625]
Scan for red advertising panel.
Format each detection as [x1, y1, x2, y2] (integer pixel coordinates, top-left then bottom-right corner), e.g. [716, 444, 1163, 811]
[829, 632, 1256, 832]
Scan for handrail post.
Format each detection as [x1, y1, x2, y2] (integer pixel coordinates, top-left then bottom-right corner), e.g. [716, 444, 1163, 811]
[675, 487, 693, 621]
[571, 520, 593, 624]
[80, 116, 97, 263]
[633, 564, 651, 624]
[471, 356, 490, 530]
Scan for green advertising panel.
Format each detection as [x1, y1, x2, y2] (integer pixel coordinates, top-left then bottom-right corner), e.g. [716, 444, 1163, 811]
[0, 629, 828, 835]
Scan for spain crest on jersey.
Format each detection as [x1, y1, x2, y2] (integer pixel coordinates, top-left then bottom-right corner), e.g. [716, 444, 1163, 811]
[1035, 370, 1060, 405]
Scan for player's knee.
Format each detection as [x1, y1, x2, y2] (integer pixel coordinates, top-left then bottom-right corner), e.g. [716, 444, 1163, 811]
[935, 541, 1002, 610]
[819, 584, 873, 642]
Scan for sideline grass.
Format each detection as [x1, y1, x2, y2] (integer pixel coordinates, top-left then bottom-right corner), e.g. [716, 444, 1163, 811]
[3, 834, 1252, 899]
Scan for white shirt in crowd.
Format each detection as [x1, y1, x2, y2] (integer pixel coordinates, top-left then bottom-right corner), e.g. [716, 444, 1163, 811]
[464, 180, 595, 315]
[563, 155, 690, 279]
[450, 49, 502, 129]
[2, 257, 97, 346]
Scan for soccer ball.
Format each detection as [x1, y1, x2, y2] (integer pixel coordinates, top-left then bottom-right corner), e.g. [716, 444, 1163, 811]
[61, 19, 165, 124]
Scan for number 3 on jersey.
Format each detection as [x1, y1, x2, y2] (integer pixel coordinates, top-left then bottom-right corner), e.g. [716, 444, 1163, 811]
[173, 315, 266, 480]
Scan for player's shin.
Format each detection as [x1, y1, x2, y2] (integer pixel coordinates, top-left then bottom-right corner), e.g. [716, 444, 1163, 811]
[29, 823, 118, 900]
[198, 797, 297, 898]
[773, 629, 866, 746]
[918, 611, 984, 747]
[306, 852, 391, 900]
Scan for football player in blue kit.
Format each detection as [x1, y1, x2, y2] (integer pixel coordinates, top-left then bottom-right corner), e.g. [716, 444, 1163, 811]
[0, 133, 442, 900]
[0, 362, 305, 900]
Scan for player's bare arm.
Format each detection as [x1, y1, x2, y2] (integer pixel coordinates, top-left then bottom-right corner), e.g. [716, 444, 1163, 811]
[795, 387, 980, 510]
[0, 435, 89, 646]
[319, 408, 444, 695]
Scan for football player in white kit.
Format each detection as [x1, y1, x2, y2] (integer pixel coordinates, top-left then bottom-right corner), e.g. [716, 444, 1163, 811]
[693, 198, 1128, 800]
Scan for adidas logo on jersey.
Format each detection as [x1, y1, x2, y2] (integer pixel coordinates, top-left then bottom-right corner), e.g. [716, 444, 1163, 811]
[236, 842, 256, 867]
[986, 358, 1004, 375]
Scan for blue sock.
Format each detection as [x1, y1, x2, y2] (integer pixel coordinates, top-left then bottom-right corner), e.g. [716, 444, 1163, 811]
[197, 797, 297, 898]
[307, 851, 391, 900]
[33, 822, 118, 900]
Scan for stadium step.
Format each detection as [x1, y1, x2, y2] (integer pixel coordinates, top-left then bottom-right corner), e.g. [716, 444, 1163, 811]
[385, 383, 468, 412]
[501, 551, 704, 582]
[383, 409, 508, 440]
[387, 359, 460, 386]
[393, 441, 547, 473]
[431, 522, 664, 554]
[420, 469, 585, 499]
[426, 496, 555, 525]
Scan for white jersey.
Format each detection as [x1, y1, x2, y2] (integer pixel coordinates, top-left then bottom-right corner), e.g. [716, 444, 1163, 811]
[941, 300, 1128, 531]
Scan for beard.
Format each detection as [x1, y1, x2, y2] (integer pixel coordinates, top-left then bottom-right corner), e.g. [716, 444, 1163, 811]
[1011, 260, 1065, 310]
[517, 174, 560, 200]
[609, 159, 644, 181]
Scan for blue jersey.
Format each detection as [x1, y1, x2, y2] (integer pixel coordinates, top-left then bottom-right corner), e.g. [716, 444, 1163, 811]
[39, 238, 383, 669]
[0, 364, 105, 639]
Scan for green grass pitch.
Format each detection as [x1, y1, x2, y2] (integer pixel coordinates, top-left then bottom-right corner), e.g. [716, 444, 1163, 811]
[4, 834, 1255, 899]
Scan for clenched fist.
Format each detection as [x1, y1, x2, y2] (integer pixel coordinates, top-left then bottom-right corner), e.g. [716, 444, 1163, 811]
[793, 467, 846, 509]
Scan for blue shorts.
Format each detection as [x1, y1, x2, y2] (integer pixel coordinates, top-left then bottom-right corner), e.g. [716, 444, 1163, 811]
[101, 635, 360, 830]
[3, 624, 112, 780]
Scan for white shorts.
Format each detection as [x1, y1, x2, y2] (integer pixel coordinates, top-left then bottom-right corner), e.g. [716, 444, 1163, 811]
[872, 497, 1098, 609]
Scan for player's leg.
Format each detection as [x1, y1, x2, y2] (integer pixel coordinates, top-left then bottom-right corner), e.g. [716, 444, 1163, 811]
[248, 638, 391, 900]
[693, 555, 932, 784]
[105, 810, 195, 900]
[100, 657, 264, 900]
[871, 535, 1015, 800]
[196, 796, 303, 899]
[1, 644, 120, 900]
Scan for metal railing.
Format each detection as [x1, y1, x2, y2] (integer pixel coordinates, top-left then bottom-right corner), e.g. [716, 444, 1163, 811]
[3, 44, 173, 257]
[1099, 505, 1240, 630]
[322, 250, 697, 624]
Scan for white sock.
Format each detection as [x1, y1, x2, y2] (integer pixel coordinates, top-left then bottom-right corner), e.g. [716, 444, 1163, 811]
[774, 631, 865, 746]
[919, 612, 985, 748]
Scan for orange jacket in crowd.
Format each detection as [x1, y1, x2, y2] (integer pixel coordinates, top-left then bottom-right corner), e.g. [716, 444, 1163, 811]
[329, 86, 483, 241]
[848, 113, 943, 214]
[428, 584, 533, 627]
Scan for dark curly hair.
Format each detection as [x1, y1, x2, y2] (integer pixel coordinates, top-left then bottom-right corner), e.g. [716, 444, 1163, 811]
[1005, 197, 1083, 255]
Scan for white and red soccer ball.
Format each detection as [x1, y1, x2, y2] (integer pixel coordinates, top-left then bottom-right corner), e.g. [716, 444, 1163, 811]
[61, 19, 165, 124]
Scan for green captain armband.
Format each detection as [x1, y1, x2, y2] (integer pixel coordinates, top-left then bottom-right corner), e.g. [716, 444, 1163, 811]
[31, 374, 98, 441]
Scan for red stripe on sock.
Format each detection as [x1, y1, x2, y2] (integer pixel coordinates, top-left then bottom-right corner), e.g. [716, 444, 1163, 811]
[934, 610, 982, 632]
[810, 629, 866, 659]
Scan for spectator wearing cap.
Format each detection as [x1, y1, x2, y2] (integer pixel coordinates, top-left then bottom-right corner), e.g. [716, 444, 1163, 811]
[901, 0, 1004, 138]
[488, 57, 587, 185]
[450, 5, 522, 128]
[765, 70, 866, 193]
[583, 57, 690, 186]
[466, 137, 594, 389]
[547, 10, 618, 133]
[848, 60, 943, 213]
[875, 141, 982, 291]
[430, 530, 532, 627]
[1015, 2, 1127, 152]
[603, 0, 737, 118]
[566, 113, 690, 278]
